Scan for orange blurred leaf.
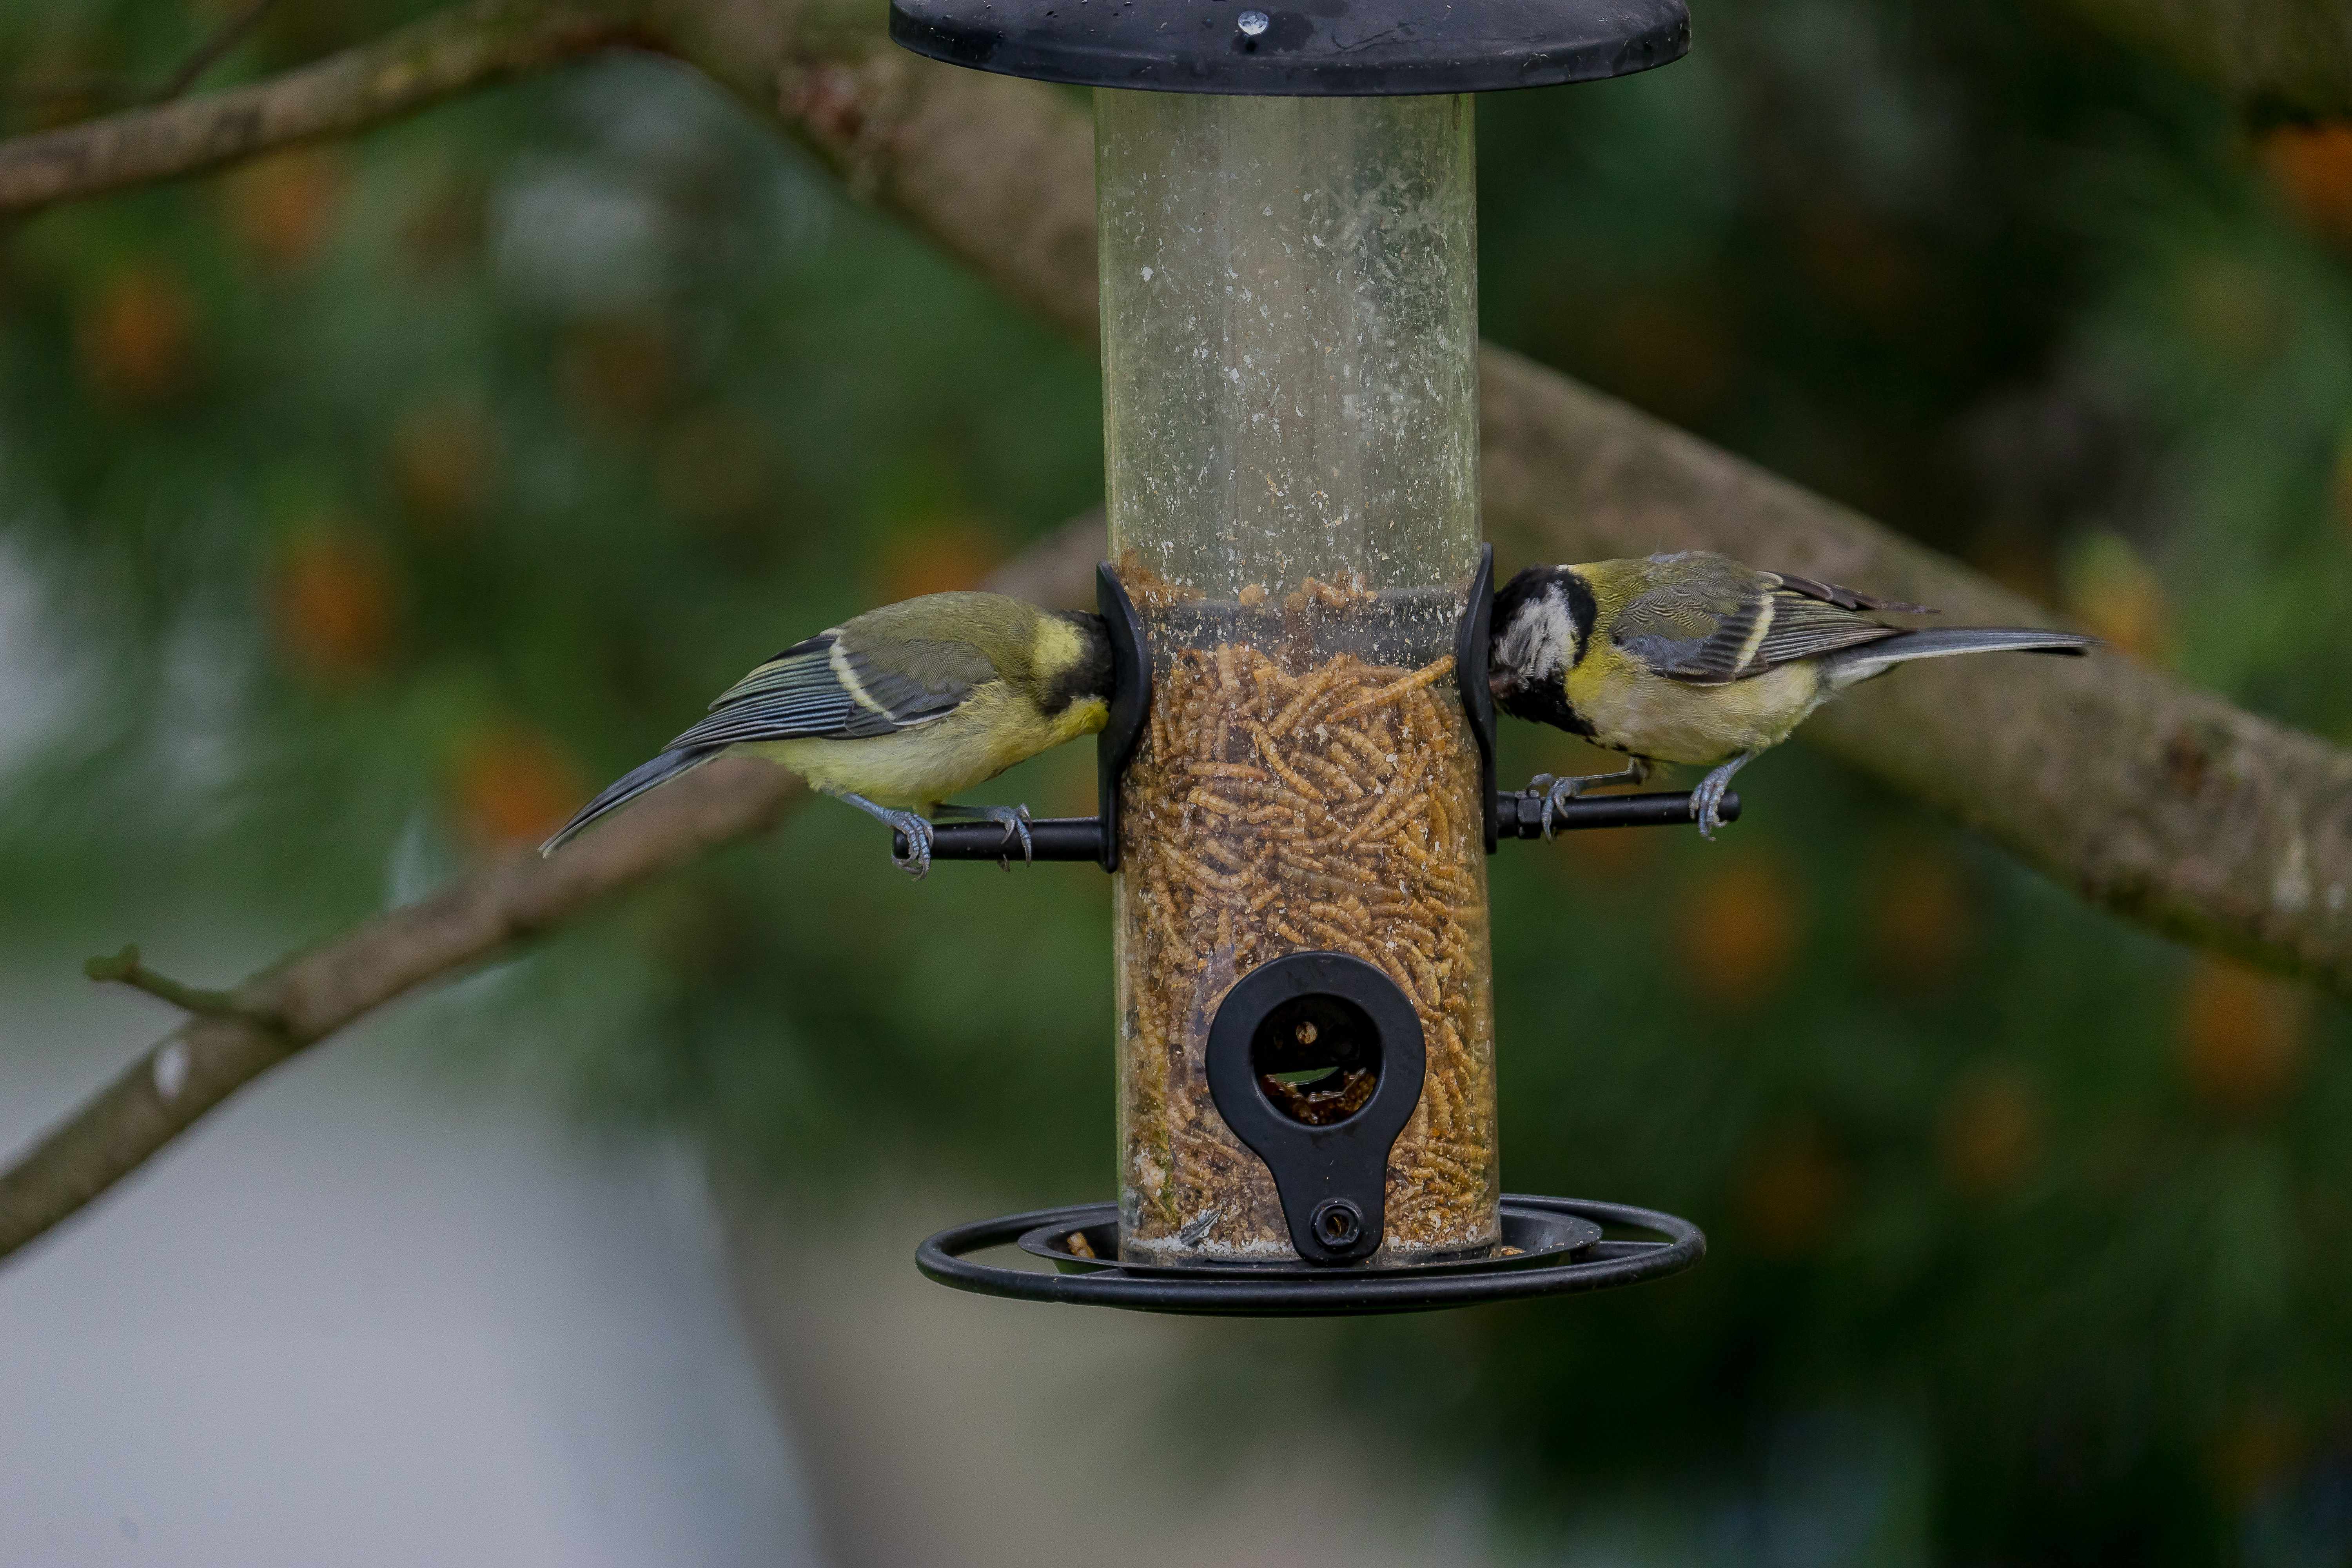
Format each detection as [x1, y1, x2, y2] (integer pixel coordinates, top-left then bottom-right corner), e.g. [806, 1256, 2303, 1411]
[1868, 840, 1973, 990]
[2063, 532, 2169, 663]
[875, 520, 1004, 602]
[2261, 123, 2352, 246]
[78, 264, 198, 405]
[221, 147, 348, 273]
[2178, 957, 2309, 1116]
[1939, 1064, 2043, 1197]
[1679, 849, 1805, 1006]
[450, 723, 587, 851]
[391, 398, 500, 532]
[2209, 1402, 2304, 1507]
[1735, 1120, 1849, 1259]
[272, 526, 397, 683]
[558, 317, 674, 434]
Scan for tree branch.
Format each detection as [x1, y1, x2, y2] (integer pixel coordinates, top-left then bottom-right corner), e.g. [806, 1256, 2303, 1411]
[1475, 354, 2352, 989]
[718, 34, 2352, 993]
[0, 755, 803, 1262]
[766, 40, 1100, 342]
[0, 519, 1109, 1266]
[4, 0, 2348, 1269]
[155, 0, 287, 104]
[0, 0, 646, 218]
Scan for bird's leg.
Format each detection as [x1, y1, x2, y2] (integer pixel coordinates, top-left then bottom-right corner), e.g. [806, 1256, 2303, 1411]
[836, 791, 933, 879]
[1589, 756, 1654, 792]
[1523, 757, 1653, 839]
[936, 802, 1034, 868]
[1689, 752, 1756, 841]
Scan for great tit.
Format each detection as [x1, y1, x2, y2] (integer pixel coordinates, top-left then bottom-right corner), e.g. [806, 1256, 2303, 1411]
[541, 592, 1114, 876]
[1489, 552, 2094, 836]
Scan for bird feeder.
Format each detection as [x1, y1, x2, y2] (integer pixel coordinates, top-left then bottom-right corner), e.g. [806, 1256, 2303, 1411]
[892, 0, 1715, 1313]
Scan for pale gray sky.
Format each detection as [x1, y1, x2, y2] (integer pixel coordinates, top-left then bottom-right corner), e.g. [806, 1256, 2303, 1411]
[0, 963, 823, 1568]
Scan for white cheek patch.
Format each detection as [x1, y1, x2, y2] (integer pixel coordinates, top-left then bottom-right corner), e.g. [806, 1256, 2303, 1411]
[1498, 588, 1579, 677]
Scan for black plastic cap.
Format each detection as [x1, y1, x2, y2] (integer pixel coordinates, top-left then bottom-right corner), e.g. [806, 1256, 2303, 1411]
[888, 0, 1689, 96]
[1094, 564, 1151, 872]
[1456, 543, 1498, 853]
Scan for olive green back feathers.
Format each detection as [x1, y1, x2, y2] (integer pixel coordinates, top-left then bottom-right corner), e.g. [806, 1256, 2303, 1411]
[1492, 551, 2094, 757]
[542, 592, 1112, 853]
[1586, 554, 1935, 687]
[684, 593, 1078, 747]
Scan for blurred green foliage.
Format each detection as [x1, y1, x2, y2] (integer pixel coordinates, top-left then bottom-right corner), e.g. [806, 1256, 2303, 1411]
[4, 0, 2352, 1562]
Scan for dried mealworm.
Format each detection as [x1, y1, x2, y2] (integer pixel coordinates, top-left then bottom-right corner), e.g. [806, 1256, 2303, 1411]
[1324, 655, 1456, 725]
[1115, 595, 1498, 1264]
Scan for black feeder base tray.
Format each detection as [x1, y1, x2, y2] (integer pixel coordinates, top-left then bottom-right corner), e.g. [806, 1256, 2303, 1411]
[916, 1196, 1703, 1317]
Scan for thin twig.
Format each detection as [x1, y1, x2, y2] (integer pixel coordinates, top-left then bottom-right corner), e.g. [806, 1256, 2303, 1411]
[1, 753, 807, 1264]
[742, 38, 2352, 993]
[0, 493, 1098, 1266]
[0, 0, 645, 218]
[83, 944, 273, 1024]
[0, 0, 2347, 1278]
[1, 0, 286, 119]
[154, 0, 285, 103]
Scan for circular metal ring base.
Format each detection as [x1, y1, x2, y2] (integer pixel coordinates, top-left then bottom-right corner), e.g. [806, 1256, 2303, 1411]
[918, 1195, 1703, 1317]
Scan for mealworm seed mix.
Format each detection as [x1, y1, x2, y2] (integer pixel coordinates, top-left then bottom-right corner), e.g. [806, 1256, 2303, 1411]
[1116, 566, 1501, 1264]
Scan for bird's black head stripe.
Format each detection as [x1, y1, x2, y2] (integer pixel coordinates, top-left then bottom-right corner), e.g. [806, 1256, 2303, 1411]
[1490, 567, 1599, 738]
[1560, 570, 1599, 668]
[1040, 611, 1115, 716]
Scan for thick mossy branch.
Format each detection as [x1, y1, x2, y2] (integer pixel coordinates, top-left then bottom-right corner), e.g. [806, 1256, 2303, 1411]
[0, 0, 2347, 1273]
[720, 23, 2352, 992]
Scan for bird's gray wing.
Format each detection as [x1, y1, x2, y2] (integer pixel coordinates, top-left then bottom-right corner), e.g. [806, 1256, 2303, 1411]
[664, 630, 996, 750]
[1744, 572, 1933, 671]
[1768, 572, 1935, 616]
[1610, 557, 1776, 686]
[1615, 560, 1927, 685]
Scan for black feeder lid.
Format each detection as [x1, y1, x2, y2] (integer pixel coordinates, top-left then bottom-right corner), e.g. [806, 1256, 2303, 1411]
[888, 0, 1690, 96]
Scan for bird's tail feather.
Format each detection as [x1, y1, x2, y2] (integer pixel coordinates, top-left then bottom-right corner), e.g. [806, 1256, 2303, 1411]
[540, 746, 722, 856]
[1824, 627, 2095, 688]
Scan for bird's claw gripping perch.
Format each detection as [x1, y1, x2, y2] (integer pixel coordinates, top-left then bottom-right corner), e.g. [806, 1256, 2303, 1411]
[1541, 777, 1580, 839]
[1689, 782, 1727, 840]
[935, 802, 1037, 868]
[985, 804, 1034, 869]
[1523, 774, 1568, 840]
[889, 811, 934, 878]
[840, 792, 935, 878]
[1521, 759, 1652, 839]
[1688, 752, 1755, 841]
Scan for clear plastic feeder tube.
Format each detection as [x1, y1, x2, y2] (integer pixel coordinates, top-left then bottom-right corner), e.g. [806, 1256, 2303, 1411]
[1100, 88, 1498, 1265]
